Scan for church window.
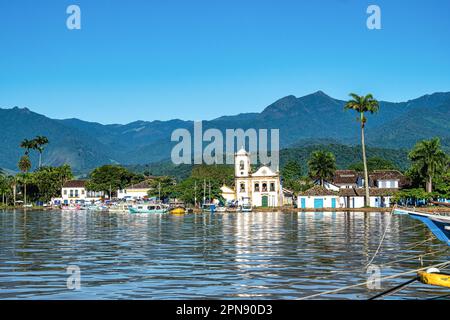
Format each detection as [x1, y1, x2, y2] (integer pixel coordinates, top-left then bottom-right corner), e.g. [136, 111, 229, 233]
[254, 183, 260, 192]
[240, 183, 245, 192]
[239, 160, 245, 170]
[270, 182, 275, 192]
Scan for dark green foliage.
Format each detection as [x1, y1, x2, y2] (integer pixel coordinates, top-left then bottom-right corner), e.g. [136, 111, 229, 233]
[407, 138, 449, 192]
[348, 157, 398, 172]
[280, 143, 410, 175]
[86, 165, 145, 197]
[308, 150, 337, 186]
[147, 176, 176, 201]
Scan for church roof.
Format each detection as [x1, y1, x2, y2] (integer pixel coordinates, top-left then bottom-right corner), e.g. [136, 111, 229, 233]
[236, 147, 248, 156]
[252, 166, 277, 177]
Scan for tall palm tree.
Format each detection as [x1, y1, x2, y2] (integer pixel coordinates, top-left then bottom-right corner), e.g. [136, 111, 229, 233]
[408, 138, 448, 192]
[34, 136, 49, 168]
[308, 150, 337, 186]
[18, 155, 32, 205]
[20, 139, 36, 156]
[345, 93, 379, 206]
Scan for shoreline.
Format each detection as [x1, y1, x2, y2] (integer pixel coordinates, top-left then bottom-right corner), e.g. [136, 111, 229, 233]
[2, 206, 448, 214]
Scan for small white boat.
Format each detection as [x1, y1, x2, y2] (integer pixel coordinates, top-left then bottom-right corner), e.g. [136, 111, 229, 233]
[241, 203, 252, 212]
[129, 204, 168, 214]
[109, 203, 132, 213]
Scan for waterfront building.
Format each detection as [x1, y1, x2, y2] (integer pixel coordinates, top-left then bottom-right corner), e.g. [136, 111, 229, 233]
[117, 181, 152, 200]
[55, 180, 104, 205]
[221, 148, 283, 207]
[297, 185, 340, 209]
[304, 169, 407, 209]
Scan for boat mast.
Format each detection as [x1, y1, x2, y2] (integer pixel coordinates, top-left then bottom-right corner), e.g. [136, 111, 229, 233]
[203, 179, 206, 205]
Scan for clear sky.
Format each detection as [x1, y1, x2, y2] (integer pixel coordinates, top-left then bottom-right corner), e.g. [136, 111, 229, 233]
[0, 0, 449, 124]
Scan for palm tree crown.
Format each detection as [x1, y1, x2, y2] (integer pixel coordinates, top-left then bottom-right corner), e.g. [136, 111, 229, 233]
[344, 93, 379, 127]
[308, 150, 337, 186]
[20, 139, 37, 156]
[408, 138, 448, 193]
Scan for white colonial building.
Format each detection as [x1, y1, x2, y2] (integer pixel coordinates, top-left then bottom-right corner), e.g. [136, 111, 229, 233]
[302, 170, 407, 209]
[117, 181, 152, 200]
[298, 185, 340, 209]
[53, 180, 104, 205]
[221, 148, 283, 207]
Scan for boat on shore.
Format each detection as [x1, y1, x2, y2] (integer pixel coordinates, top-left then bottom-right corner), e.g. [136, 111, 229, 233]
[129, 204, 168, 214]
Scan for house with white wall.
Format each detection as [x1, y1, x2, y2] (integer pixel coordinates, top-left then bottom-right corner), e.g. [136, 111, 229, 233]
[117, 181, 152, 200]
[339, 188, 397, 208]
[369, 170, 405, 189]
[298, 185, 340, 209]
[54, 180, 104, 205]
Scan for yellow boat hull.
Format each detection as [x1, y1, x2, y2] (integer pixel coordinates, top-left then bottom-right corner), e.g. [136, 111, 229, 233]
[170, 208, 186, 215]
[418, 271, 450, 288]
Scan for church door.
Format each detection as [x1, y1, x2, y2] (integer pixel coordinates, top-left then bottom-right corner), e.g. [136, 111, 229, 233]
[262, 195, 268, 207]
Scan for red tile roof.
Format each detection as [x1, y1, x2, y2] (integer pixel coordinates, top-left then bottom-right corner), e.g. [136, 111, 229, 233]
[62, 180, 86, 188]
[300, 185, 339, 196]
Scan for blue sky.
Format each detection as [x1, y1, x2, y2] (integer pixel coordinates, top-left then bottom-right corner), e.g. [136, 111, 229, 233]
[0, 0, 449, 124]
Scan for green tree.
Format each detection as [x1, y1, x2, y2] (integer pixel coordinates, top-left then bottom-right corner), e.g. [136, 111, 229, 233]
[190, 164, 234, 186]
[86, 165, 142, 198]
[345, 93, 380, 206]
[0, 174, 11, 206]
[147, 176, 176, 201]
[33, 166, 74, 202]
[408, 138, 449, 193]
[281, 160, 303, 192]
[20, 138, 37, 156]
[308, 150, 336, 186]
[18, 155, 32, 205]
[34, 136, 49, 168]
[348, 157, 397, 172]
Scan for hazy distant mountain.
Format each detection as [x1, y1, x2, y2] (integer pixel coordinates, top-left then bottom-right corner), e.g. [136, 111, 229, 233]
[1, 91, 450, 173]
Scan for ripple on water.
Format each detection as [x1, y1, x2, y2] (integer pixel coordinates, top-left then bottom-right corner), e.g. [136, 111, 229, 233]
[0, 210, 448, 299]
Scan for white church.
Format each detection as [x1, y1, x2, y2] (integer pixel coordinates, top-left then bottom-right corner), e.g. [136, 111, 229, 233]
[221, 148, 283, 207]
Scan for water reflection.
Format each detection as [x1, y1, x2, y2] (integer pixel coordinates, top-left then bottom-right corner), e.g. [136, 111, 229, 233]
[0, 210, 448, 299]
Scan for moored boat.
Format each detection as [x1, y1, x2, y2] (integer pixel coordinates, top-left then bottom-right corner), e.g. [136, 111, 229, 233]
[129, 204, 168, 214]
[109, 203, 132, 213]
[170, 207, 186, 215]
[394, 208, 450, 246]
[202, 203, 216, 213]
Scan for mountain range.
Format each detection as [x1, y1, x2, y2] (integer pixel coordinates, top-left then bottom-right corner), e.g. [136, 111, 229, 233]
[1, 91, 450, 174]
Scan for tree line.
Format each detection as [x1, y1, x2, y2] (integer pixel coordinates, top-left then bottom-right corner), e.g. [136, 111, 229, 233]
[1, 93, 449, 207]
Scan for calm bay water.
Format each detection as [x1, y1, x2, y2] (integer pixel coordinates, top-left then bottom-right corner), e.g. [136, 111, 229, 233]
[0, 210, 448, 300]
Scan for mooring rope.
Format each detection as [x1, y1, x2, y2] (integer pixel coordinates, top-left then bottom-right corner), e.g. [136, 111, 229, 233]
[298, 260, 450, 300]
[364, 206, 395, 268]
[295, 248, 448, 283]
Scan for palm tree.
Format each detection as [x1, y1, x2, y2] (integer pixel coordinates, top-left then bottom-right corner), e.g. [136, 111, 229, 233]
[408, 138, 448, 193]
[20, 139, 36, 156]
[34, 136, 49, 168]
[308, 150, 337, 186]
[345, 93, 379, 206]
[18, 155, 32, 205]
